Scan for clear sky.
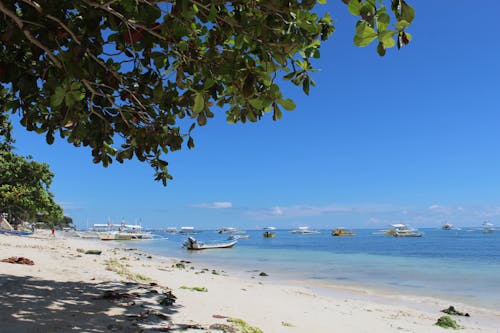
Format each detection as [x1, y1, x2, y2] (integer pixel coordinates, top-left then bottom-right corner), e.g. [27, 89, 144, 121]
[10, 1, 500, 230]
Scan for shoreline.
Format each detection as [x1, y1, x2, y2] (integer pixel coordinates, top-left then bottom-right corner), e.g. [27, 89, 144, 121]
[1, 232, 499, 332]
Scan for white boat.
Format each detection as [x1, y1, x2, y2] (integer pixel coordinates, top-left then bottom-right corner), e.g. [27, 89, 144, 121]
[179, 226, 199, 234]
[165, 227, 180, 234]
[183, 237, 237, 250]
[442, 223, 453, 230]
[482, 221, 494, 233]
[217, 227, 243, 234]
[99, 222, 152, 240]
[291, 226, 320, 234]
[387, 224, 423, 237]
[227, 234, 250, 240]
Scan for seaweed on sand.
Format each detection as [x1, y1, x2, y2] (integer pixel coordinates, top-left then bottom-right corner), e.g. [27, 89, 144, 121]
[435, 315, 461, 329]
[179, 286, 208, 292]
[227, 318, 263, 333]
[104, 259, 153, 283]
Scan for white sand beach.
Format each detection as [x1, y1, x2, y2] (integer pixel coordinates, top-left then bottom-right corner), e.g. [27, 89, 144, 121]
[1, 231, 498, 332]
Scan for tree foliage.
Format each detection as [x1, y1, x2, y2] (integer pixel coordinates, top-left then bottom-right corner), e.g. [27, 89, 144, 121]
[0, 0, 414, 184]
[0, 147, 64, 225]
[1, 113, 63, 224]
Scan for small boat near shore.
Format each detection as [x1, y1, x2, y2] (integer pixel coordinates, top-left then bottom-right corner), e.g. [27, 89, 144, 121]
[0, 229, 33, 236]
[183, 237, 237, 250]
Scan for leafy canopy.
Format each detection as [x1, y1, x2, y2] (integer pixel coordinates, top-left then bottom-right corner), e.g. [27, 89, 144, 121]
[0, 0, 414, 185]
[0, 149, 64, 225]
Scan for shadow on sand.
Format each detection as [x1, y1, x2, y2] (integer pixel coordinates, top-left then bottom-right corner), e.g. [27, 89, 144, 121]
[0, 274, 181, 332]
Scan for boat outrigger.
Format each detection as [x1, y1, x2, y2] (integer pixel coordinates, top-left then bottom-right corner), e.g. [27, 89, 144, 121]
[183, 237, 237, 250]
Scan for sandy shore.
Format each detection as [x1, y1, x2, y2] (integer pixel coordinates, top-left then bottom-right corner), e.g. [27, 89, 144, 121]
[1, 231, 498, 332]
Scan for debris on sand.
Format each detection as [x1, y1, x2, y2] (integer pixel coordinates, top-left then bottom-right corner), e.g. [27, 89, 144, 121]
[1, 256, 34, 265]
[84, 250, 102, 255]
[441, 305, 470, 317]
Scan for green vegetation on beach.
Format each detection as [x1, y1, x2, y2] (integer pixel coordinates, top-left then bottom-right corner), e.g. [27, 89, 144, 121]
[105, 259, 152, 283]
[180, 286, 208, 292]
[435, 316, 461, 330]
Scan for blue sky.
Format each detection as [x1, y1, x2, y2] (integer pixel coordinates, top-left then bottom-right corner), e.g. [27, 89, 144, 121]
[10, 1, 500, 229]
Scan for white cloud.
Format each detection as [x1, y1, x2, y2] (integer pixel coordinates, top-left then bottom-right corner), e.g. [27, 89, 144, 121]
[192, 201, 233, 209]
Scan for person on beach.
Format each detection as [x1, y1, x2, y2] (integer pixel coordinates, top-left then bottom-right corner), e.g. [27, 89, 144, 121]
[51, 227, 55, 237]
[30, 223, 35, 233]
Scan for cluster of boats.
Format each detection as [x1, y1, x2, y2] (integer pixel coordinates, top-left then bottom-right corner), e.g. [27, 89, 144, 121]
[77, 222, 153, 240]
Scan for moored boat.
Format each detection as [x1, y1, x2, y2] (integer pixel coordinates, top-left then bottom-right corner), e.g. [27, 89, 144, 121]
[228, 234, 250, 240]
[442, 223, 453, 230]
[183, 237, 237, 250]
[0, 229, 33, 236]
[217, 227, 243, 234]
[387, 224, 423, 237]
[331, 228, 356, 236]
[482, 221, 494, 233]
[291, 226, 320, 234]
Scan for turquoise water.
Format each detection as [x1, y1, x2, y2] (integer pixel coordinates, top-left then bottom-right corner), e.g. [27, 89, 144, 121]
[129, 228, 500, 309]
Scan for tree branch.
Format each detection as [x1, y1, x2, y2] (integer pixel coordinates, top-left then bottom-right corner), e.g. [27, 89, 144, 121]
[0, 0, 63, 68]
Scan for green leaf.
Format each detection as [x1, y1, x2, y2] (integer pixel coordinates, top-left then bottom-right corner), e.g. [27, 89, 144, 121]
[394, 20, 410, 31]
[197, 112, 207, 126]
[378, 30, 396, 48]
[278, 98, 296, 111]
[50, 86, 65, 108]
[348, 0, 363, 16]
[272, 103, 282, 121]
[377, 42, 386, 56]
[318, 0, 327, 4]
[248, 98, 265, 109]
[193, 93, 204, 113]
[377, 13, 390, 31]
[119, 0, 138, 14]
[353, 22, 378, 47]
[302, 78, 310, 96]
[208, 3, 216, 21]
[401, 3, 415, 23]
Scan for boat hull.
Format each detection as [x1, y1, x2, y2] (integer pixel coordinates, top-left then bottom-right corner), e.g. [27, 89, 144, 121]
[185, 241, 237, 250]
[0, 229, 33, 236]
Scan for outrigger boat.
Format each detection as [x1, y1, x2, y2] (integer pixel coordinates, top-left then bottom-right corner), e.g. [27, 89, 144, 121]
[227, 234, 250, 240]
[442, 223, 453, 230]
[482, 221, 494, 233]
[386, 224, 423, 237]
[291, 226, 320, 234]
[263, 227, 276, 238]
[183, 237, 237, 250]
[0, 229, 33, 236]
[331, 228, 356, 236]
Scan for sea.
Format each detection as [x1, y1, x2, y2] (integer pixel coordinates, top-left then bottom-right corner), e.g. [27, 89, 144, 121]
[125, 228, 500, 310]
